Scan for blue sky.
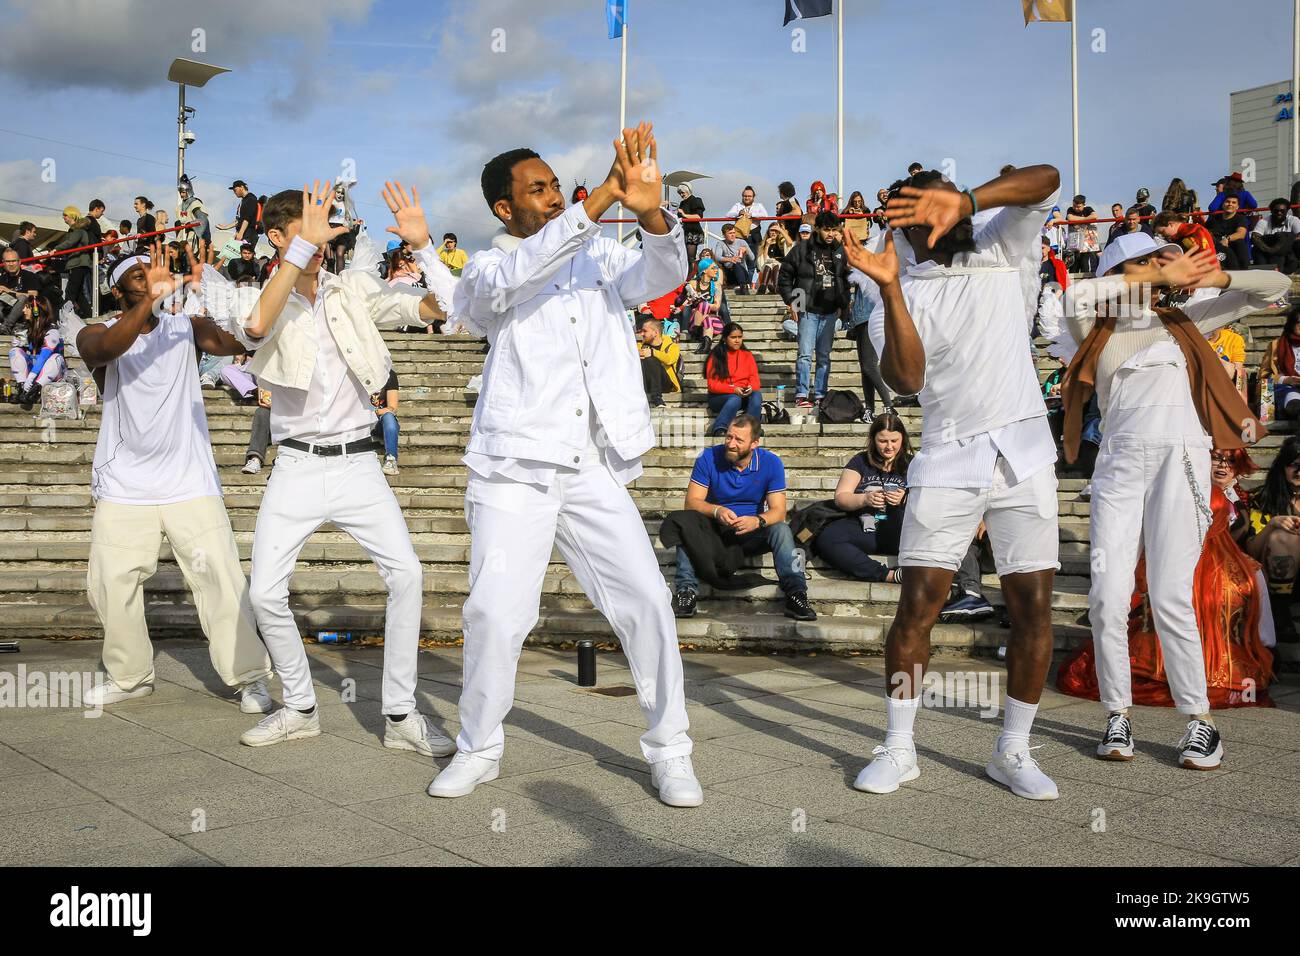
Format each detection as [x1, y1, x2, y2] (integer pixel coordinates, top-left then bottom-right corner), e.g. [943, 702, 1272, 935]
[0, 0, 1296, 250]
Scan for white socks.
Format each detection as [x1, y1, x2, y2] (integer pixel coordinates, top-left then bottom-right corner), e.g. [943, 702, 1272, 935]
[883, 695, 921, 750]
[997, 695, 1039, 755]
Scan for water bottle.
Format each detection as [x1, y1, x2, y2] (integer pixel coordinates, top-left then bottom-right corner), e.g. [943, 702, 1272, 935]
[775, 384, 785, 411]
[317, 631, 354, 644]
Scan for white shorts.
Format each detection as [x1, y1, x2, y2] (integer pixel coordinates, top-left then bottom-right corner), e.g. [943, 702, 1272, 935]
[898, 458, 1060, 575]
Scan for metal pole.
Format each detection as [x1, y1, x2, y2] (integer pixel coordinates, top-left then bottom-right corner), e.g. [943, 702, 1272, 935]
[1293, 0, 1299, 178]
[177, 84, 187, 217]
[91, 247, 98, 316]
[837, 0, 844, 199]
[618, 14, 628, 242]
[1070, 4, 1080, 197]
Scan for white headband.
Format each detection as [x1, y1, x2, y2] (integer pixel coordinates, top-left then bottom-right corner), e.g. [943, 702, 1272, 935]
[110, 255, 148, 287]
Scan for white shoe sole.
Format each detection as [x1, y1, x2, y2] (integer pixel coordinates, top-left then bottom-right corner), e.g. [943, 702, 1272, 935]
[985, 760, 1059, 800]
[853, 763, 920, 794]
[1180, 743, 1223, 770]
[656, 787, 704, 808]
[239, 692, 273, 714]
[428, 763, 500, 798]
[1096, 743, 1135, 761]
[84, 683, 154, 707]
[240, 724, 321, 747]
[385, 734, 457, 758]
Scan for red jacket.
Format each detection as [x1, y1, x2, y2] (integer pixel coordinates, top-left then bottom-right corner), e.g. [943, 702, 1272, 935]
[706, 348, 761, 395]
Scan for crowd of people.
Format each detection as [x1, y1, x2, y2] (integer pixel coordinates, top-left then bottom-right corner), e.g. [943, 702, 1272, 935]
[0, 127, 1296, 811]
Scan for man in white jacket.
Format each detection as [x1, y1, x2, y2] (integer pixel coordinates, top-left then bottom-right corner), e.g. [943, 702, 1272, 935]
[228, 180, 456, 755]
[433, 123, 701, 807]
[1062, 233, 1289, 770]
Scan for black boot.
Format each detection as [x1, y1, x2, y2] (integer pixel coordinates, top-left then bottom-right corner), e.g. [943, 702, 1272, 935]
[18, 383, 39, 411]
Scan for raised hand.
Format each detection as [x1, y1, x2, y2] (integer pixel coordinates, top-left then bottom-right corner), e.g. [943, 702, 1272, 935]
[612, 122, 662, 217]
[143, 240, 180, 301]
[1159, 248, 1218, 289]
[843, 229, 901, 287]
[382, 181, 431, 250]
[886, 186, 967, 249]
[297, 180, 349, 248]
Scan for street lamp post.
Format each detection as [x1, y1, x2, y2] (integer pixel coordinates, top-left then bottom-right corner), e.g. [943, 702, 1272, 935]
[166, 58, 231, 215]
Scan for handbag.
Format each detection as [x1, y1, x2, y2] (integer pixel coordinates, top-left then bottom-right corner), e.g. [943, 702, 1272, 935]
[39, 380, 80, 420]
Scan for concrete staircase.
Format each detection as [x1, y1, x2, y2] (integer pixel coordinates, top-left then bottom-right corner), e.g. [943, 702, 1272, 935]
[1, 286, 1295, 655]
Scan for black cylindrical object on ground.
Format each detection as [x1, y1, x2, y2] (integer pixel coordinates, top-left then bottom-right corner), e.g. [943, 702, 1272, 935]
[577, 641, 596, 686]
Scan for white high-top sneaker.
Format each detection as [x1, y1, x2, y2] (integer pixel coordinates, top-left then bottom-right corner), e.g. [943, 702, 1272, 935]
[240, 706, 321, 747]
[384, 711, 456, 757]
[427, 752, 500, 798]
[650, 755, 703, 807]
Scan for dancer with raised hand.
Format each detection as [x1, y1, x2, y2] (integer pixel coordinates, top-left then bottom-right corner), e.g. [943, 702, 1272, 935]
[229, 180, 456, 754]
[845, 164, 1065, 801]
[1061, 235, 1289, 769]
[435, 123, 700, 807]
[77, 240, 274, 712]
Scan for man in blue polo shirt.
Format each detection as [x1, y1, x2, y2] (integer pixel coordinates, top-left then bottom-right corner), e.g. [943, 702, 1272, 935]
[667, 413, 815, 621]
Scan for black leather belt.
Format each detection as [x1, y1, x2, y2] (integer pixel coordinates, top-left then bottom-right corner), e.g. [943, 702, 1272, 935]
[279, 437, 377, 457]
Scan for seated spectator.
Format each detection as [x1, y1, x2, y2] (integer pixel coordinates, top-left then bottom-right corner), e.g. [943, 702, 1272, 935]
[677, 258, 725, 352]
[806, 180, 838, 217]
[0, 246, 42, 295]
[220, 352, 257, 404]
[1237, 437, 1300, 643]
[1251, 198, 1300, 273]
[1206, 321, 1246, 400]
[716, 223, 755, 293]
[1206, 194, 1250, 269]
[1260, 304, 1300, 419]
[636, 314, 680, 408]
[1105, 202, 1126, 245]
[7, 292, 65, 408]
[660, 413, 815, 621]
[370, 368, 401, 476]
[226, 244, 261, 284]
[774, 181, 803, 243]
[1154, 210, 1216, 260]
[704, 322, 762, 436]
[840, 190, 870, 245]
[812, 413, 912, 582]
[756, 224, 792, 294]
[437, 233, 468, 276]
[386, 244, 423, 286]
[778, 211, 850, 409]
[242, 388, 272, 475]
[725, 185, 767, 259]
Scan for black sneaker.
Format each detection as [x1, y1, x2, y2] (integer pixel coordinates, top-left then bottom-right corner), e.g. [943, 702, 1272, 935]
[784, 590, 817, 621]
[1096, 712, 1135, 761]
[672, 588, 697, 618]
[1177, 718, 1223, 770]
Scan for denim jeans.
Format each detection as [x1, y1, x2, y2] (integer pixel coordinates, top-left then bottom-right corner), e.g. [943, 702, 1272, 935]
[378, 411, 399, 458]
[796, 311, 837, 399]
[674, 520, 805, 595]
[707, 390, 763, 435]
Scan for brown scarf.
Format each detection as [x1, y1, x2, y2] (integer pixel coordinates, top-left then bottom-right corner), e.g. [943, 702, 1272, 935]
[1061, 306, 1265, 463]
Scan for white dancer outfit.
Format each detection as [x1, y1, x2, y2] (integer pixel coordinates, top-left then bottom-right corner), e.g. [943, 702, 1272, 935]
[84, 262, 272, 706]
[228, 234, 455, 726]
[1065, 266, 1289, 721]
[446, 203, 694, 782]
[858, 185, 1063, 800]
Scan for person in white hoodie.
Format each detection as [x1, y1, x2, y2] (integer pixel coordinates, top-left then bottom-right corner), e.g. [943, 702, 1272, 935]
[1061, 232, 1289, 770]
[433, 123, 702, 808]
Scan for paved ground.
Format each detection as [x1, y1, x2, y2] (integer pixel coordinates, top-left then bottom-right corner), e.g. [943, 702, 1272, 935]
[2, 638, 1298, 867]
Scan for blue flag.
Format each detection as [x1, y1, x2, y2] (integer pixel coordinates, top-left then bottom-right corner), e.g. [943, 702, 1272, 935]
[607, 0, 626, 39]
[783, 0, 832, 26]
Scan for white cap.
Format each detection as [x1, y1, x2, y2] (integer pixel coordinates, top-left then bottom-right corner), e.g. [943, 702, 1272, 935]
[1095, 232, 1180, 278]
[798, 223, 812, 234]
[109, 255, 149, 287]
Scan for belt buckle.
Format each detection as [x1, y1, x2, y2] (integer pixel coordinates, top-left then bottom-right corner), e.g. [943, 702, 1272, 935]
[315, 442, 341, 457]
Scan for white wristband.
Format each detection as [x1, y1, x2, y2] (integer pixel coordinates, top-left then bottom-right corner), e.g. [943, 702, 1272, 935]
[284, 236, 318, 271]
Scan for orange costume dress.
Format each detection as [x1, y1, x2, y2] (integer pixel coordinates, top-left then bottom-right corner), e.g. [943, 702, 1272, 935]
[1058, 487, 1274, 708]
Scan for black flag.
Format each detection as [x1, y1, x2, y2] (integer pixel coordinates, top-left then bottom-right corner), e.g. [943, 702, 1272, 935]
[783, 0, 833, 27]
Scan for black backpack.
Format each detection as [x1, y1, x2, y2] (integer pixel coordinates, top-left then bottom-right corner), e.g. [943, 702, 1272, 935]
[818, 389, 864, 424]
[761, 401, 791, 425]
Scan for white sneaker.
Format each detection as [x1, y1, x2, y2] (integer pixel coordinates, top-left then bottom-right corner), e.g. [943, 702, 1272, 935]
[986, 746, 1059, 800]
[239, 679, 273, 714]
[241, 456, 262, 475]
[853, 745, 920, 794]
[1078, 482, 1092, 501]
[384, 711, 456, 757]
[650, 755, 703, 808]
[427, 751, 500, 798]
[1177, 719, 1224, 770]
[199, 372, 218, 388]
[240, 706, 321, 747]
[82, 677, 154, 707]
[382, 455, 399, 476]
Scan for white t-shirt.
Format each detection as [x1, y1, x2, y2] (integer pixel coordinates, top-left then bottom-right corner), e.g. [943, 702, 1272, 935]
[1253, 214, 1300, 236]
[90, 310, 223, 505]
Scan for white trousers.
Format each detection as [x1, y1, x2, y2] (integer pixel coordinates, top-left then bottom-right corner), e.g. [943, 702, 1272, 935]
[249, 448, 422, 714]
[459, 463, 692, 763]
[1089, 432, 1212, 715]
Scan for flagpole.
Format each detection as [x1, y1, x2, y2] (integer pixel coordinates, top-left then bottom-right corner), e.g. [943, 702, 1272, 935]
[1293, 0, 1298, 178]
[836, 0, 844, 199]
[1070, 0, 1080, 197]
[618, 7, 628, 242]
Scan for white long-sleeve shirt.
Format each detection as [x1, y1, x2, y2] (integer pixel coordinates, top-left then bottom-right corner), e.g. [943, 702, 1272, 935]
[452, 203, 688, 486]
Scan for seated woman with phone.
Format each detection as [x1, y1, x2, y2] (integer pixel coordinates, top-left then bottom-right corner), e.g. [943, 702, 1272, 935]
[705, 322, 762, 437]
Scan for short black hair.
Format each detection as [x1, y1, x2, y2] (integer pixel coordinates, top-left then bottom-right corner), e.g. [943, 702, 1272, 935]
[742, 185, 755, 194]
[481, 148, 540, 211]
[814, 211, 841, 229]
[907, 162, 923, 173]
[636, 314, 661, 332]
[240, 243, 256, 254]
[443, 232, 457, 242]
[895, 170, 976, 255]
[778, 181, 796, 199]
[134, 196, 152, 209]
[1072, 194, 1086, 204]
[18, 220, 35, 233]
[88, 199, 105, 212]
[261, 188, 304, 237]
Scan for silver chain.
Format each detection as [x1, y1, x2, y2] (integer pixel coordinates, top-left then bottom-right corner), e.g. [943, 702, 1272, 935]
[1182, 448, 1213, 544]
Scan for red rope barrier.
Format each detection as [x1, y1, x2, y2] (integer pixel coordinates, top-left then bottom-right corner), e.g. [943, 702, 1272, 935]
[18, 224, 192, 266]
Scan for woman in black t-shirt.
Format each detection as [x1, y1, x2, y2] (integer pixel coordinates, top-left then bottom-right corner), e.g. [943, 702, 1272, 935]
[675, 183, 706, 268]
[774, 180, 803, 243]
[133, 196, 156, 254]
[813, 413, 913, 582]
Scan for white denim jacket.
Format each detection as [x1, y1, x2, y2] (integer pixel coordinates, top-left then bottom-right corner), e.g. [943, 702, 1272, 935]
[452, 203, 687, 472]
[220, 235, 454, 394]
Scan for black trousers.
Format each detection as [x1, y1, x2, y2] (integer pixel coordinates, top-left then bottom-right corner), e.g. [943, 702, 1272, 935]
[641, 356, 673, 399]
